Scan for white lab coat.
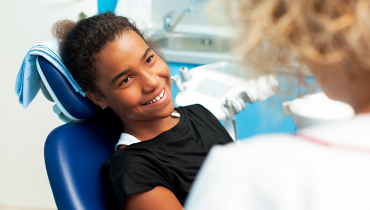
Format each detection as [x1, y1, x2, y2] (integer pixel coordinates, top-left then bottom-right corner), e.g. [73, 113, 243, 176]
[185, 113, 370, 210]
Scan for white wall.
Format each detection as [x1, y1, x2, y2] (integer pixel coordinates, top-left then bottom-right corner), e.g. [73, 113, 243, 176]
[151, 0, 228, 30]
[152, 0, 211, 26]
[0, 0, 96, 209]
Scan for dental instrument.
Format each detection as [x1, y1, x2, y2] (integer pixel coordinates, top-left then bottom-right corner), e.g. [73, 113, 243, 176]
[173, 61, 278, 141]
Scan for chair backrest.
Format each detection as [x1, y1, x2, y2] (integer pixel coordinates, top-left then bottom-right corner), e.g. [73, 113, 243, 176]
[45, 114, 121, 210]
[38, 56, 122, 210]
[36, 56, 100, 121]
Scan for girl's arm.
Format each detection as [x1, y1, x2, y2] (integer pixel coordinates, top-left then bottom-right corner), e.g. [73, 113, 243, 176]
[123, 186, 183, 210]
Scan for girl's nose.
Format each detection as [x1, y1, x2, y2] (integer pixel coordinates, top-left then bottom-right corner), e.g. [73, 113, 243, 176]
[141, 69, 159, 92]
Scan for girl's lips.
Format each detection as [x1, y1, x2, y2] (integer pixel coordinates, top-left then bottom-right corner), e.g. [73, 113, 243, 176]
[143, 87, 168, 106]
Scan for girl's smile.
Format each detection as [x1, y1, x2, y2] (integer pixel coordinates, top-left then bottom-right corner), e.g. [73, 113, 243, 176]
[143, 87, 167, 105]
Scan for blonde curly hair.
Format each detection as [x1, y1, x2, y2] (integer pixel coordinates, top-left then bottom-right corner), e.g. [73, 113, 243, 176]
[214, 0, 370, 77]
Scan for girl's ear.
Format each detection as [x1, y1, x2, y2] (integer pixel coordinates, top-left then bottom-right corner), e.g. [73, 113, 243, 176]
[86, 91, 108, 109]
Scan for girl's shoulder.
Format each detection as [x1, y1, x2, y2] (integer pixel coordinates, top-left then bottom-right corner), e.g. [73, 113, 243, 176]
[178, 104, 213, 117]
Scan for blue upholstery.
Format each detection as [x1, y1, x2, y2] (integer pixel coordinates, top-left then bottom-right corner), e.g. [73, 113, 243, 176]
[39, 56, 122, 209]
[45, 112, 121, 210]
[38, 56, 100, 120]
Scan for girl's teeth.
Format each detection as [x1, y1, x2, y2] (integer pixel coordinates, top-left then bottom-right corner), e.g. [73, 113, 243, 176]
[146, 89, 165, 105]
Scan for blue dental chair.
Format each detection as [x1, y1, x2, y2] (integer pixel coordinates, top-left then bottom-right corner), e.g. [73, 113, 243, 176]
[37, 56, 122, 210]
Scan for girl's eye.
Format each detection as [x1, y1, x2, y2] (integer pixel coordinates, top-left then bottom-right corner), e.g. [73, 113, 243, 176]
[120, 77, 131, 85]
[145, 55, 154, 66]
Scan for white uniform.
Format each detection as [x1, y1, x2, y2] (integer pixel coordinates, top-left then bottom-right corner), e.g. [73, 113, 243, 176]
[185, 113, 370, 210]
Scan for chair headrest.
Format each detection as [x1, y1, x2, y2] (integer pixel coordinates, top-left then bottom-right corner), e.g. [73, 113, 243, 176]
[37, 56, 101, 122]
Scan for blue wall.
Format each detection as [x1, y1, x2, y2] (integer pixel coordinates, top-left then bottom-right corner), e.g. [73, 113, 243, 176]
[98, 0, 117, 13]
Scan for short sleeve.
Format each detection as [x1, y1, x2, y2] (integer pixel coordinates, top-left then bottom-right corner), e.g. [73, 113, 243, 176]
[108, 150, 174, 209]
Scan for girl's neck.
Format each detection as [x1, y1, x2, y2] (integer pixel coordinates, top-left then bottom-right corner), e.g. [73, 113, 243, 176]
[121, 113, 180, 141]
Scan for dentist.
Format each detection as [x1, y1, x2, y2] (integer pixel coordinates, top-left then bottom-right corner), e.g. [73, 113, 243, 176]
[185, 0, 370, 209]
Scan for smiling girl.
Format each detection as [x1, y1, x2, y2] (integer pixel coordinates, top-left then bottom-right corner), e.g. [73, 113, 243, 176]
[52, 12, 233, 210]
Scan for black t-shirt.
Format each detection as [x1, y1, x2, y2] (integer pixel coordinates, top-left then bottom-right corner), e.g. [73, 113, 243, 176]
[101, 104, 233, 209]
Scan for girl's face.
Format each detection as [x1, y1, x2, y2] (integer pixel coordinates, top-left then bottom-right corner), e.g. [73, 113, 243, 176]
[89, 30, 174, 124]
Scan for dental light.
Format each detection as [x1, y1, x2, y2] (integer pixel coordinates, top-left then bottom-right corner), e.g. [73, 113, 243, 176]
[172, 61, 278, 141]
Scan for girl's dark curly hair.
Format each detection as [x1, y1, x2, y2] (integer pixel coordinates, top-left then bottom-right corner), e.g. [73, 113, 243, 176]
[52, 12, 164, 96]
